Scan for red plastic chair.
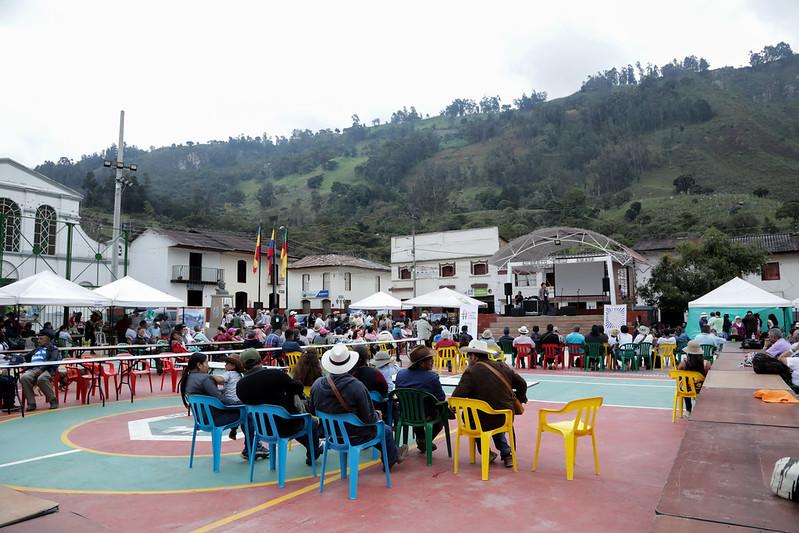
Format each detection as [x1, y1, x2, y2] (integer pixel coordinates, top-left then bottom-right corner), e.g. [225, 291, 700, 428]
[160, 358, 180, 392]
[63, 364, 99, 403]
[514, 343, 536, 369]
[98, 362, 119, 400]
[119, 359, 154, 396]
[564, 343, 585, 368]
[541, 344, 564, 369]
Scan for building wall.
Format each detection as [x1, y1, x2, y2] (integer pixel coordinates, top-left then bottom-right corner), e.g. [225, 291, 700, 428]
[287, 266, 390, 312]
[743, 254, 799, 302]
[389, 257, 503, 308]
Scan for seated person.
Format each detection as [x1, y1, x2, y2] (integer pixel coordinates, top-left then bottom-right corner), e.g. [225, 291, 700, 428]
[351, 344, 388, 397]
[281, 329, 303, 355]
[394, 346, 446, 453]
[291, 348, 323, 388]
[242, 330, 264, 349]
[434, 329, 458, 350]
[480, 329, 500, 351]
[372, 351, 400, 393]
[540, 324, 560, 346]
[676, 340, 711, 413]
[633, 325, 655, 368]
[0, 361, 19, 411]
[693, 325, 724, 350]
[192, 325, 211, 344]
[584, 325, 608, 345]
[20, 331, 60, 410]
[777, 346, 799, 392]
[310, 344, 408, 470]
[564, 325, 585, 365]
[512, 326, 535, 368]
[212, 326, 231, 342]
[458, 326, 473, 348]
[657, 329, 677, 346]
[765, 328, 791, 358]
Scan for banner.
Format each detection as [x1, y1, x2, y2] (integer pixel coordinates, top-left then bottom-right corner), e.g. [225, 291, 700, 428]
[459, 304, 479, 339]
[603, 304, 627, 332]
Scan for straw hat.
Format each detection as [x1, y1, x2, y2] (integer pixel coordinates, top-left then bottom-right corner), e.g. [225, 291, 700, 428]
[461, 339, 492, 356]
[481, 329, 493, 340]
[609, 328, 620, 336]
[321, 343, 359, 375]
[683, 340, 704, 355]
[518, 326, 529, 335]
[421, 313, 428, 319]
[637, 325, 650, 336]
[371, 350, 393, 368]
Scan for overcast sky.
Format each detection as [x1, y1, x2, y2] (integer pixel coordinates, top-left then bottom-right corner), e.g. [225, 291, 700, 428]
[2, 0, 797, 167]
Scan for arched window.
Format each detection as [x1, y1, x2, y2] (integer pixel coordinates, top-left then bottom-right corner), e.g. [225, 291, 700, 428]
[0, 198, 21, 252]
[34, 205, 57, 256]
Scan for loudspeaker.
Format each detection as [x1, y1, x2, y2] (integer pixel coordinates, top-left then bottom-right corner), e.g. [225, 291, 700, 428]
[558, 305, 577, 316]
[504, 304, 514, 316]
[268, 294, 280, 309]
[504, 283, 513, 296]
[602, 277, 610, 292]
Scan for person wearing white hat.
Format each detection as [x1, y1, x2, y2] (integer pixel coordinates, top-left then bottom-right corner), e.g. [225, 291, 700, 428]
[452, 339, 527, 469]
[310, 344, 408, 469]
[414, 313, 433, 347]
[512, 326, 535, 368]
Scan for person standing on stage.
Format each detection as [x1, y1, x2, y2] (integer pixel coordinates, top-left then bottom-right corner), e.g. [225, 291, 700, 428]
[538, 282, 549, 315]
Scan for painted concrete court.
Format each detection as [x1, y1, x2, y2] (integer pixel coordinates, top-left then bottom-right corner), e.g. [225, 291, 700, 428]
[0, 370, 684, 532]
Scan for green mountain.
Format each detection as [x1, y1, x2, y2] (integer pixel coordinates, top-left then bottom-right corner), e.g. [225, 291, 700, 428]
[37, 48, 799, 262]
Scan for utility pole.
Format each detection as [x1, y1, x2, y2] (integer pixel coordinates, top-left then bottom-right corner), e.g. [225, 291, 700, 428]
[105, 110, 136, 280]
[411, 223, 417, 298]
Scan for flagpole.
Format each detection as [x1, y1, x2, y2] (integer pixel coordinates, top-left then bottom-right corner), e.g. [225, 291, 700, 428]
[280, 225, 287, 313]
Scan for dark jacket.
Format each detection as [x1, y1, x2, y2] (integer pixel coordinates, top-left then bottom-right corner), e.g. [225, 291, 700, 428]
[395, 367, 446, 418]
[25, 342, 61, 371]
[353, 366, 388, 397]
[540, 332, 560, 346]
[310, 373, 376, 443]
[452, 359, 527, 430]
[236, 366, 305, 436]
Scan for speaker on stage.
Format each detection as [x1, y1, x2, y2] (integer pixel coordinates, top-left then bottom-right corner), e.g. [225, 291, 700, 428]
[558, 305, 577, 316]
[504, 304, 514, 316]
[602, 277, 610, 292]
[504, 283, 513, 296]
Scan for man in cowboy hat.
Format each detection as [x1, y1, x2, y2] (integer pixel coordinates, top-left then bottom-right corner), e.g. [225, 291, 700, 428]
[236, 349, 320, 465]
[414, 313, 433, 347]
[512, 326, 535, 368]
[452, 339, 528, 468]
[395, 345, 447, 453]
[310, 344, 408, 469]
[481, 329, 499, 351]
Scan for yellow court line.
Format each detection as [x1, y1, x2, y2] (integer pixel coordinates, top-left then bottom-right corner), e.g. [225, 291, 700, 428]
[190, 461, 381, 533]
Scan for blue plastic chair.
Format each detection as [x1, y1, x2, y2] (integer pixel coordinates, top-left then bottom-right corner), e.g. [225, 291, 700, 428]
[246, 404, 317, 487]
[368, 390, 393, 428]
[187, 395, 248, 473]
[316, 411, 391, 500]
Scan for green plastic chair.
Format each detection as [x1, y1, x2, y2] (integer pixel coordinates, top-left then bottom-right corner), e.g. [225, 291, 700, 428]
[676, 340, 688, 355]
[700, 344, 716, 363]
[390, 388, 452, 466]
[636, 342, 654, 370]
[584, 343, 605, 371]
[616, 343, 639, 372]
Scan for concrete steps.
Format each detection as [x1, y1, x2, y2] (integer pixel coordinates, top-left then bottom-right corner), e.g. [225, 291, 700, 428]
[485, 315, 603, 335]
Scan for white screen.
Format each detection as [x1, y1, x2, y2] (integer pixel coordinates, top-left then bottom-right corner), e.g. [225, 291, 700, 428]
[553, 262, 605, 296]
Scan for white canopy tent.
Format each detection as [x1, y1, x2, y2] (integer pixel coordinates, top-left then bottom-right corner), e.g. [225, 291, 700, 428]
[348, 291, 409, 310]
[0, 271, 112, 307]
[94, 276, 185, 308]
[403, 287, 487, 308]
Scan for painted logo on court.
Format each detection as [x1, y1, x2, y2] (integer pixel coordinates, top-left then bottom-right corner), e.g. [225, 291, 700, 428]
[128, 413, 234, 442]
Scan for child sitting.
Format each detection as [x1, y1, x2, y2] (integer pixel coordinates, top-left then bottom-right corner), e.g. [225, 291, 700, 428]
[218, 355, 244, 439]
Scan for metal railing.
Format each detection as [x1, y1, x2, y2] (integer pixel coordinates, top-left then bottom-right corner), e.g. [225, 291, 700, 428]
[170, 265, 224, 284]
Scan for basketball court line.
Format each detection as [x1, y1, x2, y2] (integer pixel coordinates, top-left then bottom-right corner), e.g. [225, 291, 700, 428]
[0, 449, 82, 469]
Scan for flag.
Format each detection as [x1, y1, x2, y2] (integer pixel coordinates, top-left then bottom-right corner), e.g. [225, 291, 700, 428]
[252, 225, 261, 273]
[280, 226, 288, 278]
[267, 227, 276, 278]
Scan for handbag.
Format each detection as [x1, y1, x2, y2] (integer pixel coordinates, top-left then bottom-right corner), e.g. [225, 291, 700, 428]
[476, 362, 525, 415]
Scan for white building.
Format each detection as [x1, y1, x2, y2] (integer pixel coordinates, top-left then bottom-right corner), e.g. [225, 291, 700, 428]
[0, 158, 116, 288]
[390, 227, 505, 311]
[634, 234, 799, 303]
[287, 254, 390, 315]
[129, 228, 283, 311]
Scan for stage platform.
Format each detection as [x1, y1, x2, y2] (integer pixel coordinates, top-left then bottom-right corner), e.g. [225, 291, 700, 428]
[485, 314, 608, 335]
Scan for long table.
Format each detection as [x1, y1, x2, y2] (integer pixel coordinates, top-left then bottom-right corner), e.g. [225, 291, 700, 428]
[653, 343, 799, 531]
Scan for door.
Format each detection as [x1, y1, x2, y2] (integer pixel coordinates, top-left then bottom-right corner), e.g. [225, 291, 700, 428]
[321, 299, 331, 316]
[301, 299, 311, 314]
[187, 289, 203, 307]
[235, 291, 248, 312]
[189, 252, 203, 282]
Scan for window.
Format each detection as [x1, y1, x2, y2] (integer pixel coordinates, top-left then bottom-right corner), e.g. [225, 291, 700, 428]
[375, 276, 381, 292]
[344, 272, 352, 291]
[187, 289, 203, 307]
[237, 260, 247, 283]
[322, 272, 330, 290]
[399, 266, 412, 280]
[440, 263, 456, 278]
[471, 261, 488, 276]
[34, 205, 57, 255]
[0, 198, 21, 252]
[762, 262, 781, 281]
[302, 274, 310, 291]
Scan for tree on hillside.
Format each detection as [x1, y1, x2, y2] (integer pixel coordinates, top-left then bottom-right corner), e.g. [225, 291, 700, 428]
[390, 106, 422, 124]
[443, 98, 478, 118]
[256, 182, 274, 208]
[624, 201, 642, 222]
[639, 228, 767, 316]
[753, 187, 769, 198]
[307, 175, 324, 189]
[673, 174, 696, 194]
[776, 200, 799, 229]
[479, 95, 501, 114]
[749, 42, 794, 66]
[513, 90, 547, 111]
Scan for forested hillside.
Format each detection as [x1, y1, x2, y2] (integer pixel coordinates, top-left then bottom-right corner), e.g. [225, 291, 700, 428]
[38, 43, 799, 262]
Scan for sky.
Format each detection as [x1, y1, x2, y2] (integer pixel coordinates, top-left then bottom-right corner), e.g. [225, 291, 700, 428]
[1, 0, 798, 167]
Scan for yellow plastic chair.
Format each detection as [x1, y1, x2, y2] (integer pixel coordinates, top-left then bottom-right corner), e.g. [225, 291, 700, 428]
[655, 344, 676, 369]
[533, 397, 603, 480]
[285, 351, 302, 374]
[448, 397, 517, 481]
[668, 370, 704, 423]
[487, 347, 504, 363]
[457, 349, 471, 372]
[436, 346, 459, 373]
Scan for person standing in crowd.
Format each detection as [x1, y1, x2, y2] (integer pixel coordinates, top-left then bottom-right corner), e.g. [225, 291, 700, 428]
[721, 314, 732, 339]
[288, 311, 298, 330]
[731, 316, 746, 340]
[452, 340, 527, 469]
[699, 312, 708, 330]
[20, 330, 61, 410]
[394, 345, 447, 453]
[414, 313, 433, 347]
[310, 344, 408, 470]
[767, 313, 780, 330]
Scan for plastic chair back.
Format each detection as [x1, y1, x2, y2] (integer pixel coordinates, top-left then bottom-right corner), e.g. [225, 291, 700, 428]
[436, 346, 459, 372]
[669, 370, 704, 397]
[188, 394, 229, 431]
[285, 351, 302, 372]
[541, 344, 563, 367]
[656, 344, 676, 368]
[391, 388, 437, 426]
[584, 343, 605, 370]
[448, 397, 493, 435]
[369, 390, 393, 427]
[487, 347, 504, 362]
[562, 397, 602, 434]
[514, 343, 534, 367]
[246, 404, 316, 486]
[565, 343, 584, 367]
[700, 344, 716, 362]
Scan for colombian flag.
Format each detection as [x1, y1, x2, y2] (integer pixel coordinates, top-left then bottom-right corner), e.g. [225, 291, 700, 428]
[267, 228, 276, 277]
[252, 225, 261, 273]
[280, 226, 288, 278]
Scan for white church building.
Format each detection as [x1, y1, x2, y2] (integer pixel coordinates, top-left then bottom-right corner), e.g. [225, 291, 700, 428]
[0, 158, 118, 288]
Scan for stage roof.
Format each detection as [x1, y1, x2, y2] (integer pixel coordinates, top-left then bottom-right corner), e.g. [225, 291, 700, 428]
[489, 227, 646, 268]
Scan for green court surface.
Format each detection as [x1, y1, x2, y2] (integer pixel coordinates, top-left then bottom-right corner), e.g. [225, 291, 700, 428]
[0, 373, 674, 494]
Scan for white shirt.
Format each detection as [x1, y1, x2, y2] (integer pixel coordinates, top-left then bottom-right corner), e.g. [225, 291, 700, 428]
[633, 334, 654, 344]
[513, 335, 534, 346]
[785, 357, 799, 387]
[618, 333, 634, 345]
[657, 336, 676, 346]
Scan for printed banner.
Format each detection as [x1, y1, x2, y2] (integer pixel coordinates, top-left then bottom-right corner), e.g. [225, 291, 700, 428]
[603, 304, 627, 332]
[459, 304, 479, 339]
